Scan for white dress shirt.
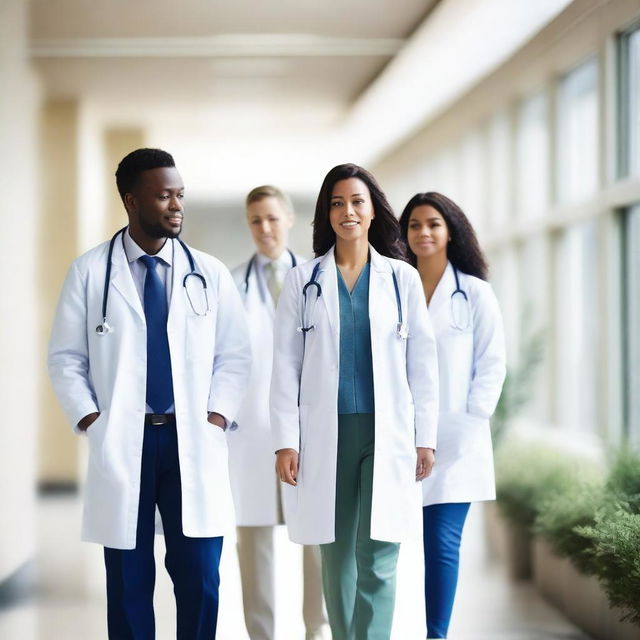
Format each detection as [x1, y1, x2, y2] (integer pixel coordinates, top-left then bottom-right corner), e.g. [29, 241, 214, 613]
[122, 228, 173, 306]
[254, 250, 292, 304]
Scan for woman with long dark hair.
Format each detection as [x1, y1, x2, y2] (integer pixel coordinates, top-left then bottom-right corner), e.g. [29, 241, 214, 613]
[271, 164, 439, 639]
[399, 192, 506, 639]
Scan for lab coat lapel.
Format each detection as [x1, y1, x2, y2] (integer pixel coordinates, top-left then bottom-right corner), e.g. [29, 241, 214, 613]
[318, 247, 339, 352]
[368, 245, 394, 329]
[110, 236, 145, 322]
[428, 261, 455, 320]
[168, 239, 189, 325]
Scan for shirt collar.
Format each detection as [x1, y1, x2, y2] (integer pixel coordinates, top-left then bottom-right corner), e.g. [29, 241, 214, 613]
[124, 228, 173, 267]
[255, 249, 290, 271]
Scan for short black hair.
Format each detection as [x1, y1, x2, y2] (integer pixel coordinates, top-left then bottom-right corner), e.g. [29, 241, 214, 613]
[115, 148, 175, 201]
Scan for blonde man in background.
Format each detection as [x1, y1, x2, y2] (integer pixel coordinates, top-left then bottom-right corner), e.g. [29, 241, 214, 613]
[228, 185, 328, 640]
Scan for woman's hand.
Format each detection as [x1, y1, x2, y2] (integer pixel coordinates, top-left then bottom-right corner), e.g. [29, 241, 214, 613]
[275, 448, 299, 486]
[416, 447, 435, 481]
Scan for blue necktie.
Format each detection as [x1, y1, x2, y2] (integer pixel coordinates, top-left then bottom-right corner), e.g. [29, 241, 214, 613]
[139, 255, 174, 413]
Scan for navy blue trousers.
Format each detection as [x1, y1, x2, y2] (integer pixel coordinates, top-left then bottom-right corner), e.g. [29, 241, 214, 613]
[422, 502, 470, 639]
[104, 423, 223, 640]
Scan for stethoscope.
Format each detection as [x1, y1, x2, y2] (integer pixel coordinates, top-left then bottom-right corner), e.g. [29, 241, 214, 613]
[450, 266, 471, 331]
[243, 249, 297, 295]
[297, 259, 408, 339]
[95, 226, 209, 336]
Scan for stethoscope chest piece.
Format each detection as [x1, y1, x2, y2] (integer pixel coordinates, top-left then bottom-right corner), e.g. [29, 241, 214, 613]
[96, 321, 112, 336]
[396, 322, 409, 340]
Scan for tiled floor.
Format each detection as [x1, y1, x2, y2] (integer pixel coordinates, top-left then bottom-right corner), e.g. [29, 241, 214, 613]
[0, 495, 592, 639]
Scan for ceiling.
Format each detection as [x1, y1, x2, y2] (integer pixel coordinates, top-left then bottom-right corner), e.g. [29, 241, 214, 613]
[29, 0, 437, 113]
[26, 0, 574, 201]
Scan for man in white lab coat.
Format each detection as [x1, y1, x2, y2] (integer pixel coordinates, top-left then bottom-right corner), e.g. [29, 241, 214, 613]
[228, 186, 327, 640]
[48, 148, 251, 639]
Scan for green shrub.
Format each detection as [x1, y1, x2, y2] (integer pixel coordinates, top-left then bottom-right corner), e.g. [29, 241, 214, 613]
[495, 442, 590, 531]
[577, 509, 640, 625]
[606, 450, 640, 513]
[496, 443, 640, 625]
[492, 324, 545, 446]
[534, 483, 607, 574]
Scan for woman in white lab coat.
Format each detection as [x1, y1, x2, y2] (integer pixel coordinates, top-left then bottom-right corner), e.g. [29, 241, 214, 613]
[399, 192, 506, 639]
[228, 185, 327, 640]
[271, 164, 439, 640]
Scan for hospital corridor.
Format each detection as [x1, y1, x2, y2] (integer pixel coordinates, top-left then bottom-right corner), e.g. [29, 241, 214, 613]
[0, 495, 594, 640]
[1, 0, 640, 639]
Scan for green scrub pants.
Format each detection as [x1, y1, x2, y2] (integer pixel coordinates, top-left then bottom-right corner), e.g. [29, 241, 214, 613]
[320, 413, 400, 640]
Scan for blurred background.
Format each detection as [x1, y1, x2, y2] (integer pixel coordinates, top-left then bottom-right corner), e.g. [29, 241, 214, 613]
[1, 0, 640, 638]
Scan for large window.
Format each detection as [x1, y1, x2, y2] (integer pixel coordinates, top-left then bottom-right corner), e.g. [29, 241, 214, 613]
[556, 58, 599, 204]
[487, 110, 512, 230]
[424, 147, 461, 203]
[516, 92, 549, 220]
[623, 205, 640, 445]
[491, 246, 520, 368]
[555, 221, 601, 434]
[618, 24, 640, 178]
[518, 234, 552, 422]
[459, 130, 487, 231]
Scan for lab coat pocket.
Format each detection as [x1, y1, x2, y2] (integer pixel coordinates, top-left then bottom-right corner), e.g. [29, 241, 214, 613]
[185, 313, 215, 364]
[296, 445, 305, 486]
[281, 481, 299, 519]
[86, 412, 107, 444]
[436, 411, 486, 460]
[85, 412, 111, 480]
[204, 417, 227, 441]
[298, 404, 309, 450]
[441, 324, 473, 356]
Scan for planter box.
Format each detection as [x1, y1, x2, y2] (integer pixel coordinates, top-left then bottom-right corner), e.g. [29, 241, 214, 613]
[483, 501, 532, 579]
[605, 609, 640, 640]
[562, 557, 610, 639]
[531, 536, 640, 640]
[532, 536, 570, 612]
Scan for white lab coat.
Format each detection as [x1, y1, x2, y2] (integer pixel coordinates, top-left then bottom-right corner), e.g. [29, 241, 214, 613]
[228, 252, 305, 526]
[270, 245, 439, 545]
[48, 234, 251, 549]
[421, 262, 506, 506]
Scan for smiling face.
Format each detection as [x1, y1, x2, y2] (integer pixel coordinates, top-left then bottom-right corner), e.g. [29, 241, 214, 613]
[329, 177, 375, 243]
[406, 204, 450, 260]
[246, 195, 293, 259]
[125, 166, 184, 240]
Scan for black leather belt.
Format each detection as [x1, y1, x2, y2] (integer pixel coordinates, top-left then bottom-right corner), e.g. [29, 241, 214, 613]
[144, 413, 176, 426]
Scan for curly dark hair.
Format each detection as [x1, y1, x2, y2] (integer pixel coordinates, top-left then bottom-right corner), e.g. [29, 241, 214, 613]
[398, 192, 488, 280]
[312, 163, 406, 260]
[115, 148, 175, 202]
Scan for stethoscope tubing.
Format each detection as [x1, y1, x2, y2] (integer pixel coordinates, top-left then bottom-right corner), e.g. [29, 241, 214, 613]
[98, 227, 207, 334]
[298, 261, 469, 335]
[298, 259, 403, 335]
[243, 249, 297, 295]
[452, 266, 468, 302]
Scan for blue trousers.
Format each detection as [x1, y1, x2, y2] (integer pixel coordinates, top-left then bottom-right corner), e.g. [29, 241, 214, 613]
[104, 423, 223, 640]
[422, 502, 470, 639]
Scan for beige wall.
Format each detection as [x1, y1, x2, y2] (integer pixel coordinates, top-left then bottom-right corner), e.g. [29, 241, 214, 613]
[37, 100, 81, 486]
[0, 0, 40, 581]
[103, 128, 145, 235]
